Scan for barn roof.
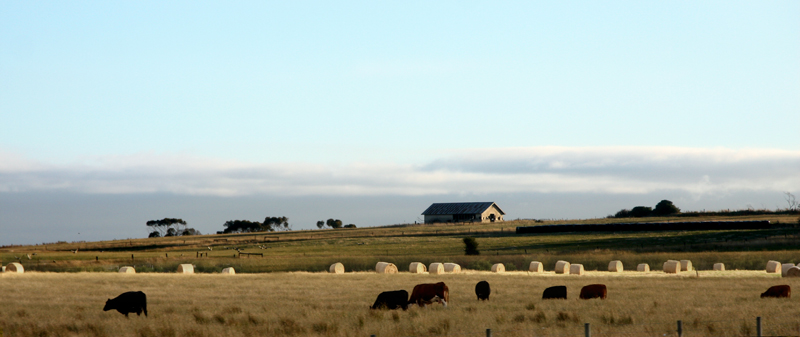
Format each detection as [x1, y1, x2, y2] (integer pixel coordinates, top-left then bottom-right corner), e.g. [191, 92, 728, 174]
[421, 202, 505, 215]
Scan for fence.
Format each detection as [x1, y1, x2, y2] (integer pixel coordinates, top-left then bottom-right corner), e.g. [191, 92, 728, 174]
[366, 317, 798, 337]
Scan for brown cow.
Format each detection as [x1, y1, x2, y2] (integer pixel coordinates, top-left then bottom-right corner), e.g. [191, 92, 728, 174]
[579, 284, 607, 300]
[761, 285, 790, 298]
[408, 282, 449, 307]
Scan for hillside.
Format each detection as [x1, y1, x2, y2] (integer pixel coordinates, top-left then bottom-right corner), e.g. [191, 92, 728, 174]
[2, 214, 799, 273]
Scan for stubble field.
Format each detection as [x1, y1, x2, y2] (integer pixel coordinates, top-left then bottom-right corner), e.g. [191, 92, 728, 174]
[2, 270, 799, 337]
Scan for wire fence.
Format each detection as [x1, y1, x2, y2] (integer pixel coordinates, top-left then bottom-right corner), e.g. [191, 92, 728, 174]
[366, 316, 800, 337]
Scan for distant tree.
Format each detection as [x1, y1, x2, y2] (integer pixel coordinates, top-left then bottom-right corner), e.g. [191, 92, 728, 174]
[166, 228, 177, 237]
[182, 228, 201, 236]
[148, 232, 161, 238]
[614, 209, 632, 218]
[222, 220, 262, 233]
[463, 237, 480, 255]
[316, 221, 325, 229]
[786, 192, 798, 211]
[344, 224, 356, 228]
[630, 206, 652, 217]
[263, 216, 290, 231]
[326, 219, 343, 229]
[653, 200, 680, 216]
[146, 218, 187, 237]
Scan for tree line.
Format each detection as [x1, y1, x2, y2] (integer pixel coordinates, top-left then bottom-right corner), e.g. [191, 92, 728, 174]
[146, 218, 201, 237]
[612, 200, 680, 218]
[316, 219, 356, 229]
[221, 216, 290, 234]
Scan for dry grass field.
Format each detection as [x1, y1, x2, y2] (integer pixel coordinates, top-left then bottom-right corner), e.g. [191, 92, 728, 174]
[2, 271, 800, 337]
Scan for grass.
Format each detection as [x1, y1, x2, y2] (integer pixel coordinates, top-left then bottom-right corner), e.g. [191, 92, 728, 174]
[1, 271, 799, 337]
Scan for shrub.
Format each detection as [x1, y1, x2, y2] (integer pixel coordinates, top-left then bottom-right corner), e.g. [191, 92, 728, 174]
[630, 206, 652, 217]
[463, 237, 479, 255]
[653, 200, 680, 216]
[614, 209, 631, 218]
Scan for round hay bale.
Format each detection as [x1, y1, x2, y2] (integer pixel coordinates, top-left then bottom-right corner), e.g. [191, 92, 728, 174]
[786, 266, 800, 277]
[637, 263, 650, 272]
[375, 262, 397, 274]
[1, 266, 5, 272]
[554, 260, 570, 274]
[444, 263, 461, 273]
[713, 263, 725, 271]
[529, 261, 543, 272]
[782, 263, 796, 277]
[329, 262, 345, 274]
[663, 260, 681, 274]
[766, 260, 782, 273]
[221, 267, 236, 275]
[118, 266, 136, 274]
[428, 262, 445, 275]
[608, 260, 623, 272]
[409, 262, 426, 273]
[6, 262, 23, 273]
[177, 264, 194, 274]
[680, 260, 693, 272]
[491, 263, 505, 273]
[569, 264, 584, 275]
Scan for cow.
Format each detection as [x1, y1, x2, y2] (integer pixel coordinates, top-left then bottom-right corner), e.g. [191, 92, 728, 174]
[475, 281, 490, 300]
[371, 290, 409, 310]
[542, 286, 567, 300]
[103, 291, 148, 317]
[579, 284, 607, 300]
[761, 285, 791, 298]
[408, 282, 449, 307]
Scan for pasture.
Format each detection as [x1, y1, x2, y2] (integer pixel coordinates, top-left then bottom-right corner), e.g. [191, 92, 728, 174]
[2, 271, 799, 337]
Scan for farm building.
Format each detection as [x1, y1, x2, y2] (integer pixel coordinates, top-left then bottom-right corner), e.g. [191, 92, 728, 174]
[421, 202, 505, 224]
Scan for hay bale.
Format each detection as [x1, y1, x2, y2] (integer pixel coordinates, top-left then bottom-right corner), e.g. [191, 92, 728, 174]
[608, 260, 623, 272]
[491, 263, 505, 273]
[554, 260, 570, 274]
[428, 262, 445, 275]
[680, 260, 693, 271]
[529, 261, 543, 272]
[409, 262, 426, 273]
[663, 260, 681, 274]
[6, 262, 23, 273]
[569, 264, 584, 275]
[329, 262, 345, 274]
[782, 263, 796, 277]
[766, 260, 782, 273]
[637, 263, 650, 272]
[177, 264, 194, 274]
[375, 262, 398, 274]
[444, 263, 461, 273]
[1, 266, 5, 272]
[786, 266, 800, 277]
[221, 267, 236, 275]
[713, 263, 725, 271]
[118, 266, 136, 274]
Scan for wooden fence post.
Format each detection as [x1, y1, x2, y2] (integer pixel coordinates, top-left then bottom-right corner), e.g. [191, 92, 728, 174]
[677, 320, 683, 337]
[486, 328, 492, 337]
[585, 323, 591, 337]
[757, 316, 762, 337]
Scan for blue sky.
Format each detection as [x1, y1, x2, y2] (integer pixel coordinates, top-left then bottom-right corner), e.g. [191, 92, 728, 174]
[1, 2, 798, 245]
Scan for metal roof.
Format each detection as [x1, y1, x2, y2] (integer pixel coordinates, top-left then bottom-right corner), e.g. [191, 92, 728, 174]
[421, 202, 505, 215]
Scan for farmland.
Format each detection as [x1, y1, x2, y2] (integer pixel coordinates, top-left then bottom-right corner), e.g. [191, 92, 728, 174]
[2, 214, 800, 336]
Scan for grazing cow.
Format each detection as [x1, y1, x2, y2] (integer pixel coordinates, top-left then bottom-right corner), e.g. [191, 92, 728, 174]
[761, 285, 791, 298]
[371, 290, 409, 310]
[475, 281, 491, 300]
[103, 291, 148, 317]
[408, 282, 449, 307]
[542, 286, 567, 300]
[579, 284, 607, 300]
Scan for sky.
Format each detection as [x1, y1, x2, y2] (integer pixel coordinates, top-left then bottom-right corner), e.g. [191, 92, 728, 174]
[1, 2, 798, 246]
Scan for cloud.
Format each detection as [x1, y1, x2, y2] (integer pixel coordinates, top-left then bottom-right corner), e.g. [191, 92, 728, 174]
[0, 147, 798, 197]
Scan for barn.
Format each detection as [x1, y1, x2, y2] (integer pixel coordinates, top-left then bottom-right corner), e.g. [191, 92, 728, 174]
[421, 202, 505, 224]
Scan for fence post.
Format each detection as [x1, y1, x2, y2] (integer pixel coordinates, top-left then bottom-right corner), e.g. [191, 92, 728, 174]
[585, 323, 591, 337]
[677, 320, 683, 337]
[757, 316, 762, 337]
[486, 328, 492, 337]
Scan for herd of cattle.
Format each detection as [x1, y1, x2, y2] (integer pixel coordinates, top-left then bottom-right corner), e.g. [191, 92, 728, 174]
[102, 283, 791, 318]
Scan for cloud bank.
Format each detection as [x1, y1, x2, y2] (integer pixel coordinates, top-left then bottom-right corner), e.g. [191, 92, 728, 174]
[1, 147, 798, 197]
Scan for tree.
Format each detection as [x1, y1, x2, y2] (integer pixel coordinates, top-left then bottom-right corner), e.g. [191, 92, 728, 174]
[326, 219, 343, 229]
[316, 221, 325, 229]
[463, 237, 479, 255]
[614, 209, 631, 218]
[222, 220, 262, 233]
[182, 228, 201, 236]
[786, 192, 798, 211]
[344, 224, 356, 228]
[146, 218, 187, 237]
[148, 232, 161, 238]
[263, 216, 290, 231]
[629, 206, 652, 218]
[653, 200, 680, 216]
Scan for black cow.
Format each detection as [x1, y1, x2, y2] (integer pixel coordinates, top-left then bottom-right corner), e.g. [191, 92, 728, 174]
[104, 291, 148, 317]
[371, 290, 409, 310]
[475, 281, 491, 300]
[542, 286, 567, 300]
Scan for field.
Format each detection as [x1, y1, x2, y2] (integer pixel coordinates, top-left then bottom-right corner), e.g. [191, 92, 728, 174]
[1, 271, 799, 337]
[2, 214, 800, 336]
